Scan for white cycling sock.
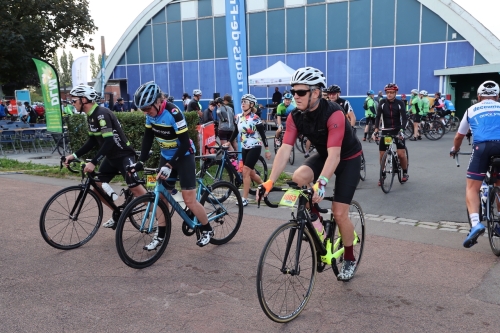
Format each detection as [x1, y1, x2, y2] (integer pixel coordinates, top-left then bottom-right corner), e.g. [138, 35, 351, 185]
[470, 213, 480, 228]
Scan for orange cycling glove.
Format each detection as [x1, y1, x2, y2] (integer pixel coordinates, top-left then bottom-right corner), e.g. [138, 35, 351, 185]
[257, 180, 274, 202]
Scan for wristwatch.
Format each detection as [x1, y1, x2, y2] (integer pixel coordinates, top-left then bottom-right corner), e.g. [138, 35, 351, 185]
[317, 178, 327, 187]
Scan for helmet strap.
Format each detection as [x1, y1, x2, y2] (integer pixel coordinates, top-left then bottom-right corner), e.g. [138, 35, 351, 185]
[302, 88, 320, 112]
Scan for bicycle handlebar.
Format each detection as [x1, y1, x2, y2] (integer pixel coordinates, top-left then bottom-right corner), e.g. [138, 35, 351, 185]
[257, 183, 331, 214]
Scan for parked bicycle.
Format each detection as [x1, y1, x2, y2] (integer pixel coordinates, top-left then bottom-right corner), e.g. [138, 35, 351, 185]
[274, 130, 294, 165]
[403, 115, 445, 140]
[379, 133, 409, 193]
[255, 183, 365, 323]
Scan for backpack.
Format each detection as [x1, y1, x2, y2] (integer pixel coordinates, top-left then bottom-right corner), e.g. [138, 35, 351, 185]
[363, 99, 369, 110]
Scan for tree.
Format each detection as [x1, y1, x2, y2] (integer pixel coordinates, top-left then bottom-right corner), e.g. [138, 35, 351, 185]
[52, 54, 61, 76]
[90, 53, 100, 79]
[0, 0, 97, 95]
[59, 50, 70, 91]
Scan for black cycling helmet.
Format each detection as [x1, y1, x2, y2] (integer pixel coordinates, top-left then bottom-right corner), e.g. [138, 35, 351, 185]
[215, 97, 224, 104]
[325, 85, 341, 93]
[167, 96, 174, 102]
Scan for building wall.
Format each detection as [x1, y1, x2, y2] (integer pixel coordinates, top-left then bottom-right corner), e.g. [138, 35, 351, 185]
[108, 0, 488, 118]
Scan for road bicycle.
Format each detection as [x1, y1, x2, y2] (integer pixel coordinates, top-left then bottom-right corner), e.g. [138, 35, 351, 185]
[379, 133, 409, 193]
[39, 157, 137, 250]
[198, 144, 268, 195]
[51, 131, 72, 156]
[360, 152, 366, 181]
[403, 115, 445, 140]
[255, 183, 365, 323]
[274, 129, 294, 165]
[428, 111, 459, 133]
[115, 165, 243, 269]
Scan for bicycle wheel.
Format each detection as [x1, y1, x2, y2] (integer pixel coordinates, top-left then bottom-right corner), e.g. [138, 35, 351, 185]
[487, 187, 500, 256]
[249, 156, 268, 195]
[200, 159, 234, 187]
[450, 117, 459, 132]
[425, 120, 445, 140]
[40, 186, 102, 250]
[301, 137, 314, 155]
[256, 221, 317, 323]
[360, 152, 366, 181]
[273, 136, 280, 155]
[367, 122, 374, 143]
[56, 136, 71, 156]
[380, 151, 395, 193]
[403, 121, 413, 139]
[115, 194, 171, 269]
[358, 117, 367, 127]
[331, 201, 365, 277]
[289, 145, 295, 165]
[199, 181, 243, 245]
[295, 136, 305, 153]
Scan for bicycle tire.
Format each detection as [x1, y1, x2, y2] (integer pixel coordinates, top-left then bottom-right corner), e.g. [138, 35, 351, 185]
[200, 181, 243, 245]
[450, 117, 459, 132]
[295, 136, 305, 153]
[396, 146, 409, 184]
[249, 156, 268, 196]
[331, 200, 365, 277]
[40, 186, 102, 250]
[358, 117, 367, 127]
[425, 120, 445, 140]
[380, 151, 395, 193]
[289, 145, 295, 165]
[256, 221, 316, 323]
[367, 122, 374, 143]
[56, 136, 71, 156]
[403, 121, 413, 140]
[115, 194, 171, 269]
[359, 152, 366, 181]
[301, 137, 315, 155]
[273, 136, 279, 155]
[487, 187, 500, 256]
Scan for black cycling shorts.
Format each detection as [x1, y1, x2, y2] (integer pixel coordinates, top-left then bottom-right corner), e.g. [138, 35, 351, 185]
[98, 155, 140, 188]
[303, 153, 361, 204]
[365, 117, 375, 125]
[438, 110, 452, 117]
[242, 146, 262, 170]
[160, 154, 197, 191]
[379, 130, 406, 152]
[467, 142, 500, 181]
[413, 114, 422, 122]
[218, 129, 233, 142]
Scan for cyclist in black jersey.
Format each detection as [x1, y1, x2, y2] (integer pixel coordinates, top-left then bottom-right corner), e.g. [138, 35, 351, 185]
[64, 85, 147, 228]
[187, 89, 203, 119]
[325, 84, 356, 128]
[373, 83, 409, 185]
[258, 67, 363, 282]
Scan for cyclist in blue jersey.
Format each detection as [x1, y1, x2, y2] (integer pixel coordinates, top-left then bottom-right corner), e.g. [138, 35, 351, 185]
[127, 82, 213, 249]
[451, 81, 500, 248]
[437, 96, 455, 125]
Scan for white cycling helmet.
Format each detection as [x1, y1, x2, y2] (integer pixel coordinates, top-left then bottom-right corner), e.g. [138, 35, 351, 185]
[290, 67, 326, 88]
[134, 81, 161, 109]
[193, 89, 202, 96]
[241, 93, 257, 105]
[477, 81, 500, 96]
[70, 85, 99, 102]
[419, 90, 428, 96]
[411, 89, 419, 95]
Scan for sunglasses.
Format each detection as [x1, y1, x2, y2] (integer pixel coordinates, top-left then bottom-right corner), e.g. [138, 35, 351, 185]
[291, 89, 310, 97]
[71, 99, 78, 104]
[241, 100, 251, 105]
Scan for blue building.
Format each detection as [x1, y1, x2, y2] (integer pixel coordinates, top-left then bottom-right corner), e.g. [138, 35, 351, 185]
[100, 0, 500, 119]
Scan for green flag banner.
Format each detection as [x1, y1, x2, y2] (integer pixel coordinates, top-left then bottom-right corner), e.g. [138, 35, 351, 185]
[32, 58, 63, 133]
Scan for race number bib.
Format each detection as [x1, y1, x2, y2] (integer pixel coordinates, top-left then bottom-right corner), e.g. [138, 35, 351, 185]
[279, 189, 301, 207]
[146, 175, 157, 189]
[384, 136, 393, 145]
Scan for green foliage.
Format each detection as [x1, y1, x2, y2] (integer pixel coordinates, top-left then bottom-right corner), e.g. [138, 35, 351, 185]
[0, 0, 97, 92]
[58, 50, 73, 90]
[67, 111, 202, 167]
[90, 53, 99, 79]
[28, 86, 43, 103]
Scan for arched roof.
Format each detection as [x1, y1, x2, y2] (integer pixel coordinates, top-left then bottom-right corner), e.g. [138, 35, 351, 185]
[98, 0, 500, 90]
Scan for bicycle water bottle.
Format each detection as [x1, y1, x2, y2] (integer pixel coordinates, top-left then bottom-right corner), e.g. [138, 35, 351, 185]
[102, 183, 118, 201]
[230, 158, 239, 170]
[481, 182, 488, 204]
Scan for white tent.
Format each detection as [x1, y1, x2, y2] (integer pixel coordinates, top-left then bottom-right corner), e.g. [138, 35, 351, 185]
[248, 61, 295, 86]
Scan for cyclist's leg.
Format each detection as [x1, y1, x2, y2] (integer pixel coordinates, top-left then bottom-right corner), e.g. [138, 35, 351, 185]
[396, 139, 408, 171]
[119, 155, 147, 198]
[304, 139, 312, 157]
[412, 114, 421, 139]
[95, 158, 118, 211]
[241, 147, 262, 200]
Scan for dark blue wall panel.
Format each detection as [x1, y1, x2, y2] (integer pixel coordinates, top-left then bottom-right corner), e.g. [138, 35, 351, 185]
[371, 47, 394, 93]
[447, 42, 474, 68]
[396, 0, 420, 45]
[306, 53, 326, 79]
[421, 5, 447, 43]
[249, 56, 267, 99]
[327, 2, 348, 50]
[153, 24, 167, 63]
[327, 51, 347, 93]
[448, 26, 465, 41]
[249, 12, 267, 56]
[127, 65, 140, 101]
[152, 7, 166, 24]
[198, 0, 212, 17]
[182, 21, 198, 61]
[307, 5, 326, 51]
[183, 61, 199, 93]
[372, 0, 395, 47]
[420, 43, 445, 93]
[268, 0, 284, 9]
[126, 37, 139, 64]
[267, 10, 285, 55]
[286, 53, 305, 72]
[154, 63, 169, 93]
[114, 66, 127, 79]
[287, 7, 305, 53]
[118, 55, 126, 65]
[349, 0, 370, 48]
[215, 59, 231, 97]
[168, 62, 184, 100]
[139, 25, 153, 63]
[167, 22, 182, 61]
[214, 17, 228, 58]
[198, 18, 214, 60]
[395, 46, 419, 93]
[267, 55, 286, 66]
[199, 60, 215, 99]
[475, 50, 488, 65]
[140, 64, 154, 84]
[349, 49, 370, 96]
[166, 3, 180, 22]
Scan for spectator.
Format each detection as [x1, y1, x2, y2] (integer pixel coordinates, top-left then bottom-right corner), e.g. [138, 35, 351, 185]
[375, 90, 384, 103]
[62, 100, 74, 115]
[99, 98, 106, 107]
[322, 89, 329, 100]
[400, 94, 408, 111]
[201, 100, 216, 124]
[272, 87, 282, 105]
[113, 98, 127, 112]
[25, 102, 37, 123]
[187, 89, 203, 119]
[182, 93, 191, 111]
[18, 101, 28, 122]
[34, 103, 45, 118]
[223, 94, 234, 110]
[216, 97, 236, 150]
[0, 100, 6, 119]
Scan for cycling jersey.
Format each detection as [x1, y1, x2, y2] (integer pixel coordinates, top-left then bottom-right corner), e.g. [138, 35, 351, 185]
[229, 112, 268, 149]
[375, 98, 407, 131]
[365, 97, 376, 117]
[283, 99, 362, 160]
[75, 104, 135, 165]
[410, 95, 422, 115]
[140, 102, 195, 161]
[421, 97, 430, 116]
[187, 99, 201, 112]
[458, 99, 500, 143]
[443, 100, 455, 111]
[276, 102, 295, 123]
[335, 98, 353, 115]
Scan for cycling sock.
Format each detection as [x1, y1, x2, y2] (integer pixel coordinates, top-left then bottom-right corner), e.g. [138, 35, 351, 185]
[312, 221, 324, 240]
[403, 169, 407, 174]
[158, 226, 166, 238]
[469, 213, 480, 228]
[201, 223, 213, 231]
[344, 245, 355, 261]
[363, 132, 367, 139]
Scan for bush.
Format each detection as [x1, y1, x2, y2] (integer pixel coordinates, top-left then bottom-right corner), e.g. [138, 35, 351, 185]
[67, 111, 201, 168]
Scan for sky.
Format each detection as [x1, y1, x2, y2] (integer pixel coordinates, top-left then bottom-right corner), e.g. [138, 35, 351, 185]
[63, 0, 500, 70]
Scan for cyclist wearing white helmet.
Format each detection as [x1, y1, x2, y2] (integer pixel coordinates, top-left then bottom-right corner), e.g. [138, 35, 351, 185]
[64, 84, 147, 229]
[224, 93, 271, 207]
[275, 92, 294, 142]
[187, 89, 203, 118]
[419, 90, 430, 121]
[128, 81, 213, 248]
[258, 66, 362, 281]
[452, 80, 500, 248]
[409, 88, 422, 141]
